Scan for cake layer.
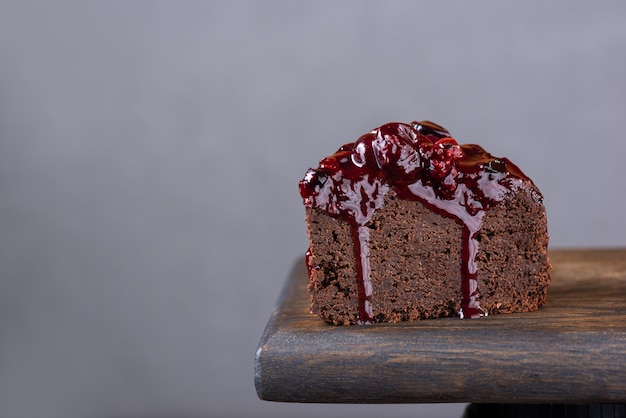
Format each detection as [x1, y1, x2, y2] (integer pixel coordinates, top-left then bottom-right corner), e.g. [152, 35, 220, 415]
[307, 184, 550, 325]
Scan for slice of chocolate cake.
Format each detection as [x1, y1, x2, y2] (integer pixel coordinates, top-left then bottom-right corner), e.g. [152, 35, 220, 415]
[299, 120, 550, 325]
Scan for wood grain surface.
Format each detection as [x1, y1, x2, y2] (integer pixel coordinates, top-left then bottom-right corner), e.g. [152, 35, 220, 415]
[255, 248, 626, 404]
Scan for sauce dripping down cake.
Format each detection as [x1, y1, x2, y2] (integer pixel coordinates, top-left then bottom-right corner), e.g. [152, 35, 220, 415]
[299, 120, 551, 325]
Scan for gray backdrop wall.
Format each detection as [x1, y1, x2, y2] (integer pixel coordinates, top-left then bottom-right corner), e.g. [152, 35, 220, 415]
[1, 1, 625, 417]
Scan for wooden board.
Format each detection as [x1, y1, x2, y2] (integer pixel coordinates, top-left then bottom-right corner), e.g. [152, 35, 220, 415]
[255, 248, 626, 404]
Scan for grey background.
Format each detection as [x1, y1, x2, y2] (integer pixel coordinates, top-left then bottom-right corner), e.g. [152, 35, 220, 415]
[1, 1, 625, 417]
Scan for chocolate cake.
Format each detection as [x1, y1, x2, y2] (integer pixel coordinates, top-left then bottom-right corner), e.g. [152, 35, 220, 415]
[299, 120, 550, 325]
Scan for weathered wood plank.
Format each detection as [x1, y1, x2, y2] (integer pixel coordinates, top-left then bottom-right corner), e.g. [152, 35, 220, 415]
[255, 249, 626, 404]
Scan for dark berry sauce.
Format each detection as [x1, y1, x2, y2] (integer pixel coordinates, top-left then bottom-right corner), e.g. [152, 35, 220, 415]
[300, 120, 536, 323]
